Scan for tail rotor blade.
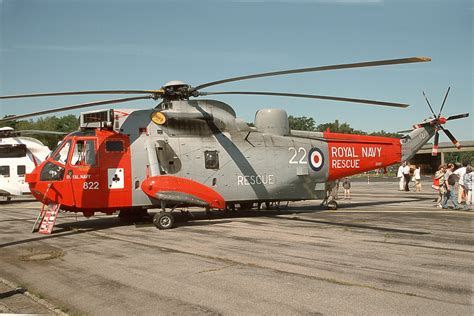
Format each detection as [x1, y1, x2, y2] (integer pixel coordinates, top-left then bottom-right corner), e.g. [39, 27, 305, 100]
[446, 113, 469, 121]
[422, 91, 437, 118]
[438, 87, 450, 117]
[432, 129, 439, 156]
[440, 126, 461, 149]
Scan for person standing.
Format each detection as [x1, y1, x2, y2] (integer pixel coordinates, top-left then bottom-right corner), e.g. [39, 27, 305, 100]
[414, 166, 422, 192]
[403, 162, 411, 192]
[454, 162, 467, 204]
[343, 177, 351, 199]
[463, 165, 472, 209]
[442, 163, 460, 210]
[433, 165, 446, 207]
[397, 163, 405, 191]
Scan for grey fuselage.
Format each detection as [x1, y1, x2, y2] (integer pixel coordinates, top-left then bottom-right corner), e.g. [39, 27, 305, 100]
[81, 99, 434, 208]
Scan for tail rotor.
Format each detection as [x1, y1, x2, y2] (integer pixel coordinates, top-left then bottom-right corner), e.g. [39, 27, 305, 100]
[419, 87, 468, 156]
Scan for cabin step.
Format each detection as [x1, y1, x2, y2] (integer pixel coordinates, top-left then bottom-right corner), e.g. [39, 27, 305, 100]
[32, 203, 60, 234]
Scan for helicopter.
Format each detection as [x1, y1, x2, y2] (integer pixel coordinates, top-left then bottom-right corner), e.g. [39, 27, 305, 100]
[0, 56, 469, 231]
[0, 127, 62, 200]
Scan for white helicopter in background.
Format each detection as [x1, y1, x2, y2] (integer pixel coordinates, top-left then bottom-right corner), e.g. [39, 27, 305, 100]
[0, 127, 64, 200]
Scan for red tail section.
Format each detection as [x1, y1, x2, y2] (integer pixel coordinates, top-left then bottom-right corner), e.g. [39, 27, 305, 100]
[324, 132, 401, 181]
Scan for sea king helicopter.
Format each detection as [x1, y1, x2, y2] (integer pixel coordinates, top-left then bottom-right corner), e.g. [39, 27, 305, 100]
[0, 56, 469, 231]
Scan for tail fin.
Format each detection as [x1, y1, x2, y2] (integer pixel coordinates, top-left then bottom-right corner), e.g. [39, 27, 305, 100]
[401, 125, 436, 161]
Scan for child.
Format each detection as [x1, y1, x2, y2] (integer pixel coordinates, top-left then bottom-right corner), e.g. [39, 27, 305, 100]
[343, 177, 351, 199]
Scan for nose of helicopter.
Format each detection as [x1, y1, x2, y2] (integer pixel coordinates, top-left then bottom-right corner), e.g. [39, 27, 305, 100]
[25, 167, 43, 201]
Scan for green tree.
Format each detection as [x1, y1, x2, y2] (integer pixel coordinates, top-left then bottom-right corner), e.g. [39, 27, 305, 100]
[369, 130, 402, 138]
[1, 115, 79, 149]
[316, 120, 366, 135]
[288, 115, 316, 131]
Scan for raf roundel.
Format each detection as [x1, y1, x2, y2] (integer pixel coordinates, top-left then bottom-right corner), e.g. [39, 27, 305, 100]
[308, 148, 324, 171]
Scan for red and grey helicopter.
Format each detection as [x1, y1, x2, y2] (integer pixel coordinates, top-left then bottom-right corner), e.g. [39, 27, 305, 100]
[0, 56, 468, 231]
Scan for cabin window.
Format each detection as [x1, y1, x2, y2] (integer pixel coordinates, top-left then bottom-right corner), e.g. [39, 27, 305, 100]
[40, 162, 65, 181]
[71, 140, 97, 166]
[0, 144, 27, 158]
[0, 166, 10, 177]
[204, 150, 219, 169]
[154, 140, 181, 174]
[52, 140, 71, 165]
[105, 140, 124, 152]
[17, 165, 26, 176]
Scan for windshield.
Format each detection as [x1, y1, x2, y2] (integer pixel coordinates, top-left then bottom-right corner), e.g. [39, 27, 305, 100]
[71, 139, 97, 166]
[52, 140, 71, 165]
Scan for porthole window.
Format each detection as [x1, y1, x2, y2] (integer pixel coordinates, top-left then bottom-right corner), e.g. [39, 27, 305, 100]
[204, 150, 219, 170]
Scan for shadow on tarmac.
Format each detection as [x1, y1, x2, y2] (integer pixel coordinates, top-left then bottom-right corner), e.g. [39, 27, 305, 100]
[0, 217, 129, 249]
[0, 196, 433, 248]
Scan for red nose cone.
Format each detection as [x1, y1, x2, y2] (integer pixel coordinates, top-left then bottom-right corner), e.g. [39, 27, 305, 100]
[439, 117, 447, 124]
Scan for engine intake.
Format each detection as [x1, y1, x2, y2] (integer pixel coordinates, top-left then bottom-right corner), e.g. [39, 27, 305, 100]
[254, 108, 289, 136]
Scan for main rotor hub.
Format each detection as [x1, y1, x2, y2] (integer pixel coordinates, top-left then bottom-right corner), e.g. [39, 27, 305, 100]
[161, 80, 195, 100]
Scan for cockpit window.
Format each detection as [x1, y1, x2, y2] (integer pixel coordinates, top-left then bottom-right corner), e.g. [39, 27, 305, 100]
[52, 140, 71, 165]
[71, 140, 97, 166]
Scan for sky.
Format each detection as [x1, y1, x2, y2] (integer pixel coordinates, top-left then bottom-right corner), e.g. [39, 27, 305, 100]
[1, 0, 472, 141]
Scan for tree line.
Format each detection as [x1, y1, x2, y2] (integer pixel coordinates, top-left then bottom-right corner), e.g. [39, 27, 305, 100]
[287, 115, 402, 138]
[1, 115, 79, 149]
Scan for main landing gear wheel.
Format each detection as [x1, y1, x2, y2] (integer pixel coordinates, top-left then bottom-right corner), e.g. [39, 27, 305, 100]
[153, 212, 175, 230]
[327, 200, 338, 210]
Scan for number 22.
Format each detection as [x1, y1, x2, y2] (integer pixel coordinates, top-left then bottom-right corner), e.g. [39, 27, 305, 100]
[288, 147, 307, 164]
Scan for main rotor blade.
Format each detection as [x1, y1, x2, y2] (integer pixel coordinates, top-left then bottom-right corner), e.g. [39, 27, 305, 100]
[20, 130, 68, 135]
[199, 91, 409, 108]
[438, 87, 450, 117]
[0, 95, 153, 122]
[447, 112, 469, 121]
[194, 57, 431, 91]
[422, 91, 437, 118]
[440, 126, 461, 149]
[0, 89, 163, 100]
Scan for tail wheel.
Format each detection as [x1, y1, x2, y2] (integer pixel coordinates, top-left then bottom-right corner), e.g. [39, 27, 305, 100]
[327, 200, 338, 210]
[153, 212, 174, 230]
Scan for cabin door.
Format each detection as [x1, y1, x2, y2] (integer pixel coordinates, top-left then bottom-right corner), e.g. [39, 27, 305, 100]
[67, 138, 101, 208]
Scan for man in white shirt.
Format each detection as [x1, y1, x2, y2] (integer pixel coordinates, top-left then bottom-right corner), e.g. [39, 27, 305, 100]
[414, 166, 421, 192]
[397, 164, 405, 191]
[453, 162, 467, 204]
[403, 162, 411, 192]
